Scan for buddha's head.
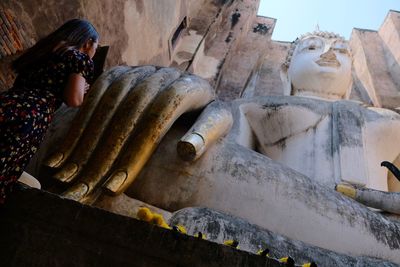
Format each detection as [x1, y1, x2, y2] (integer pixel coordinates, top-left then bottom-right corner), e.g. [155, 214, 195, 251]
[282, 31, 352, 100]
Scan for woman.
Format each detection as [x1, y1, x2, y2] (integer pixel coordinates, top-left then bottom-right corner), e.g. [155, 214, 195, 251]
[0, 19, 99, 204]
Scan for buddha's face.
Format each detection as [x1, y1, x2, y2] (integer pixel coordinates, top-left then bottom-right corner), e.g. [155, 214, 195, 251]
[288, 35, 352, 99]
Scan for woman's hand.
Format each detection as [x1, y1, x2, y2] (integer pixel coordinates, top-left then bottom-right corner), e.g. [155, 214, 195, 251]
[84, 82, 90, 94]
[63, 73, 87, 107]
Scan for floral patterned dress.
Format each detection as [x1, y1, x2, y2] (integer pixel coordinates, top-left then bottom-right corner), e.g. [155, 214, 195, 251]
[0, 49, 94, 204]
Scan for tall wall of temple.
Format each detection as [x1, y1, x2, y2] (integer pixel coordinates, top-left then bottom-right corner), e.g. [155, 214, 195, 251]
[0, 0, 199, 90]
[0, 0, 269, 92]
[0, 0, 198, 66]
[349, 10, 400, 109]
[0, 1, 399, 108]
[0, 0, 278, 100]
[352, 11, 400, 108]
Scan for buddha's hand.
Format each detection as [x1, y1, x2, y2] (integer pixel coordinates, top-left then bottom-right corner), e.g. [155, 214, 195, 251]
[44, 66, 215, 203]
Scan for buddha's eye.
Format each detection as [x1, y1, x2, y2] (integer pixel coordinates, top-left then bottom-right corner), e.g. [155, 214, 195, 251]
[333, 47, 349, 54]
[332, 41, 350, 55]
[301, 43, 320, 52]
[299, 38, 323, 52]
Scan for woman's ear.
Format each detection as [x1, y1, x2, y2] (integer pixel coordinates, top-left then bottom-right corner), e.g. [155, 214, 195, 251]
[81, 39, 98, 58]
[83, 39, 93, 50]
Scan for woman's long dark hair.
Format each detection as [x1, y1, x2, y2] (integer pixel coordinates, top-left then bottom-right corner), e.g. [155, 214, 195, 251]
[12, 19, 99, 73]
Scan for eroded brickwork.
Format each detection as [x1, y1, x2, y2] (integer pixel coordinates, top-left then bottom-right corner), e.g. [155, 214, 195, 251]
[0, 8, 33, 91]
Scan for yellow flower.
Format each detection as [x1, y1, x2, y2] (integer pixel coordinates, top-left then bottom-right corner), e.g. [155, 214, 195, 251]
[137, 207, 153, 222]
[223, 239, 239, 249]
[172, 224, 187, 234]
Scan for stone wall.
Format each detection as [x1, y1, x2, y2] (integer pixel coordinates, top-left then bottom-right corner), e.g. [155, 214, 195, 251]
[0, 0, 222, 91]
[1, 2, 399, 108]
[0, 185, 281, 267]
[0, 0, 197, 68]
[0, 0, 280, 100]
[348, 10, 400, 109]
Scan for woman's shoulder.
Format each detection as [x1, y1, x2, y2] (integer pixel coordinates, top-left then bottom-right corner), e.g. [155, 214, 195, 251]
[61, 49, 94, 82]
[62, 49, 91, 62]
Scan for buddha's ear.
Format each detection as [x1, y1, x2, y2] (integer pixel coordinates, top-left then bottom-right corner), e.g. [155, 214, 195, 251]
[344, 76, 353, 100]
[290, 82, 295, 96]
[280, 64, 292, 96]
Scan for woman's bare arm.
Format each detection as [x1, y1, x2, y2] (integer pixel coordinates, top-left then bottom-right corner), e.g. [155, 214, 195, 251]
[63, 73, 87, 107]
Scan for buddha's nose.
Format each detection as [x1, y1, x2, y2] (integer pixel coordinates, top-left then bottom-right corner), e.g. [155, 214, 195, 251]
[320, 48, 337, 61]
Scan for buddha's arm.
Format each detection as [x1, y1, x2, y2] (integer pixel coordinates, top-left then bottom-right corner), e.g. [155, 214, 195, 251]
[336, 183, 400, 215]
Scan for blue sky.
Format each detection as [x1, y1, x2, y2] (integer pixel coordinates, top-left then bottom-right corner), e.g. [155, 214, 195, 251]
[258, 0, 400, 42]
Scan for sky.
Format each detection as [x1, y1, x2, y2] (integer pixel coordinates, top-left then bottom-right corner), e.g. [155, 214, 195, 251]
[258, 0, 400, 42]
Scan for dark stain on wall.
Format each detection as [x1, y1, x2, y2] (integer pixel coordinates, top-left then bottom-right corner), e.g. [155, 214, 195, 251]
[253, 23, 269, 35]
[135, 0, 144, 15]
[231, 9, 241, 29]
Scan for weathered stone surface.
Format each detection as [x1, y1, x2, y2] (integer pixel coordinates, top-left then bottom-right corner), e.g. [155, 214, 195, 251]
[0, 0, 223, 72]
[188, 0, 262, 86]
[379, 10, 400, 73]
[126, 113, 400, 263]
[248, 40, 290, 97]
[169, 0, 222, 71]
[216, 16, 275, 100]
[0, 184, 281, 267]
[350, 29, 400, 108]
[169, 207, 399, 266]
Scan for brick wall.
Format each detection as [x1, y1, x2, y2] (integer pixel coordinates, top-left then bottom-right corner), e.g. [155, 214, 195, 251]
[0, 8, 33, 91]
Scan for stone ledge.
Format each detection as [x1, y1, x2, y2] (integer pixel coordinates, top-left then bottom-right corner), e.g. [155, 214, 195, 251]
[0, 184, 281, 267]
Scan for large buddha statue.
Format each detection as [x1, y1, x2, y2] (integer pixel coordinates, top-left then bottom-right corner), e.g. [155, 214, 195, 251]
[27, 31, 400, 264]
[244, 31, 400, 192]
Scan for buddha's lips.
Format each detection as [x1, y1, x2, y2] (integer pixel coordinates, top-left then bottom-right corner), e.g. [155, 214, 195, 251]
[315, 58, 341, 67]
